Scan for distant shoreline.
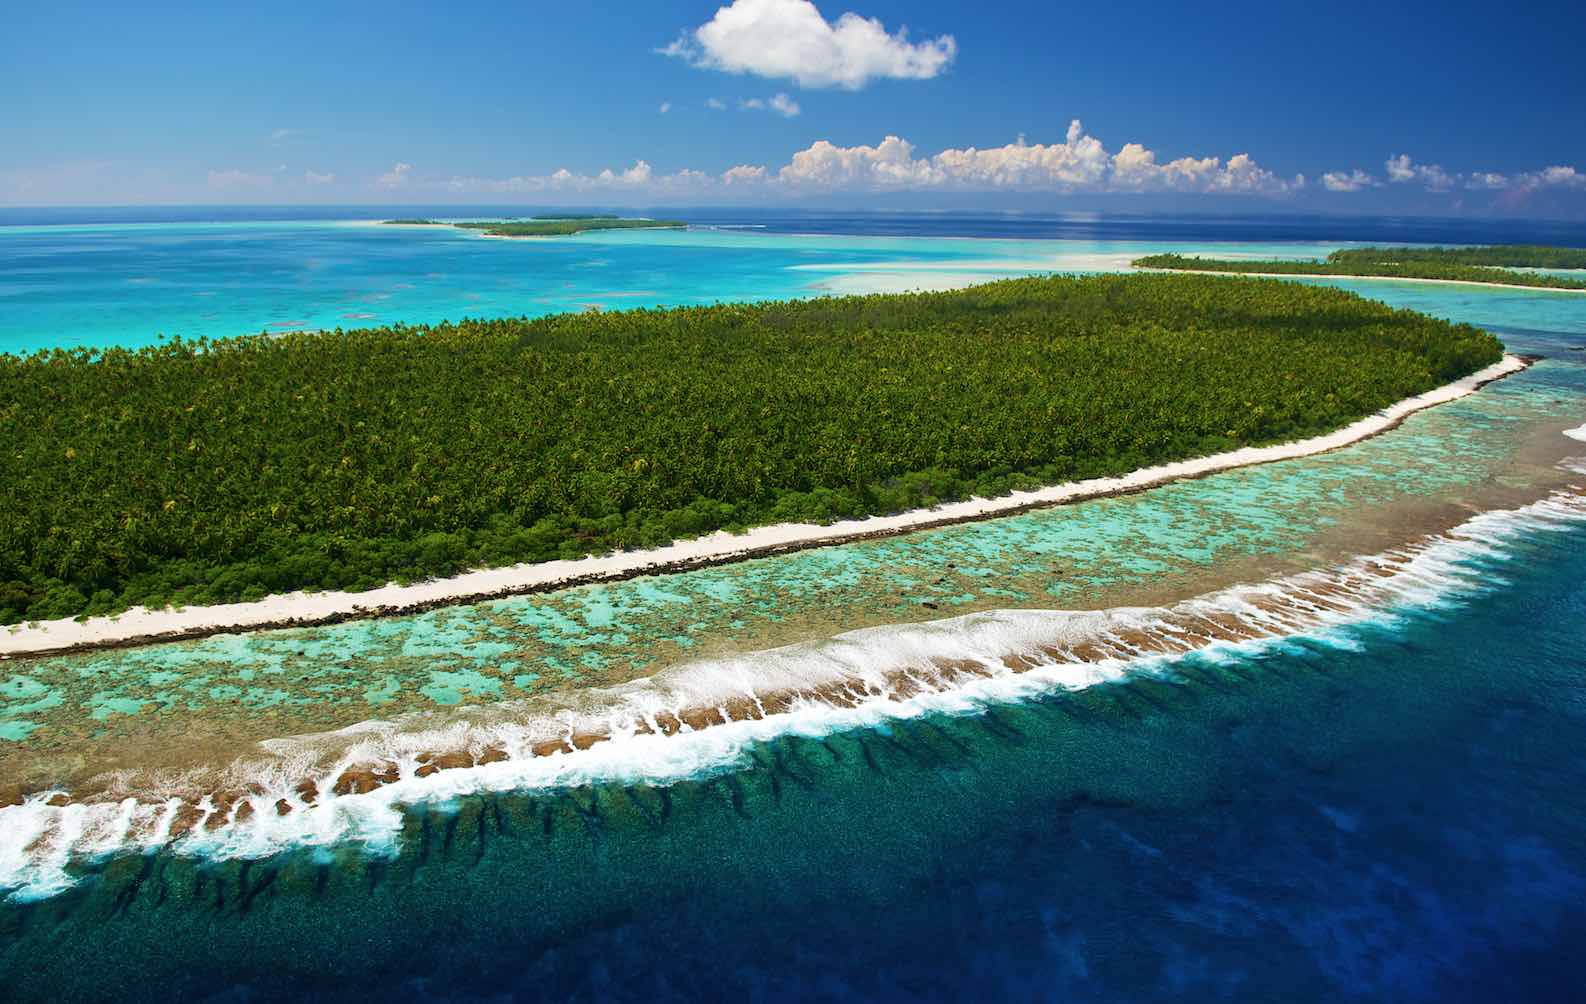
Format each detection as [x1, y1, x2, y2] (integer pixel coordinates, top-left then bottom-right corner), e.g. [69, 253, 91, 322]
[1136, 267, 1586, 295]
[0, 355, 1530, 659]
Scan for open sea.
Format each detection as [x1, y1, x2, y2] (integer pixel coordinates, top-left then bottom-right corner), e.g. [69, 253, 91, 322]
[2, 209, 1586, 1002]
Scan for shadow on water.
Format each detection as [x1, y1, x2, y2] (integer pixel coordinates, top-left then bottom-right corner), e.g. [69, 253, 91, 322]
[3, 524, 1586, 1003]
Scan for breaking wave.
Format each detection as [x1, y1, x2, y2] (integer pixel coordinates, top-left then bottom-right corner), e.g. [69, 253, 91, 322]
[3, 479, 1584, 903]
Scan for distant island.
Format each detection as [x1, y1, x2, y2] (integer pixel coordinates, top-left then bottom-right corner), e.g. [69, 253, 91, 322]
[1135, 245, 1586, 290]
[381, 216, 686, 237]
[0, 273, 1503, 624]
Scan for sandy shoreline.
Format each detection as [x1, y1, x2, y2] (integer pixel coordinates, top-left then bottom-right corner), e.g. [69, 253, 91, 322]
[0, 355, 1530, 659]
[1138, 267, 1586, 295]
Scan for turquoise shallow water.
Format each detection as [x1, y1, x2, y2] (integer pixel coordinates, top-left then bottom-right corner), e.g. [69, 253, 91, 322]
[1, 212, 1585, 1001]
[0, 218, 1371, 353]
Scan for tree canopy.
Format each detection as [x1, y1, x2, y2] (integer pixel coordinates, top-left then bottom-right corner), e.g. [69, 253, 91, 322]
[0, 273, 1502, 623]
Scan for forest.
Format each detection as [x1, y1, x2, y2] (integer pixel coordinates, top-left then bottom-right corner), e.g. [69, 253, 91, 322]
[1329, 245, 1586, 269]
[1136, 246, 1586, 289]
[0, 273, 1502, 623]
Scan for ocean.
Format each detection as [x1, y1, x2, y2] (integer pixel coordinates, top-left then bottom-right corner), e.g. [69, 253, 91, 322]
[1, 209, 1584, 1002]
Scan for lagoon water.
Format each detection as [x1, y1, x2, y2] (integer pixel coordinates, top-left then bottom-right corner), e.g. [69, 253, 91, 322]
[2, 210, 1586, 1002]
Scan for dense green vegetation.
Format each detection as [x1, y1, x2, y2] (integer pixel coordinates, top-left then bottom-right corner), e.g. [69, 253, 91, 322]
[530, 214, 619, 221]
[0, 274, 1502, 623]
[379, 217, 683, 236]
[1330, 245, 1586, 269]
[1136, 248, 1586, 290]
[454, 218, 686, 237]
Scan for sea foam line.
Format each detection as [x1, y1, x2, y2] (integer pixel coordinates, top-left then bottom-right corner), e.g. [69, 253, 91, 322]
[0, 355, 1529, 658]
[2, 477, 1582, 903]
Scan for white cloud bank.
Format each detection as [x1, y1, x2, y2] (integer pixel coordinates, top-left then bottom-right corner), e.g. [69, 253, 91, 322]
[771, 121, 1302, 194]
[442, 120, 1302, 198]
[1315, 156, 1586, 196]
[661, 0, 955, 90]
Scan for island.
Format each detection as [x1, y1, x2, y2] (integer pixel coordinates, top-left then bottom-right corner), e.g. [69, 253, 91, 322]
[380, 216, 687, 237]
[1134, 245, 1586, 290]
[0, 273, 1503, 625]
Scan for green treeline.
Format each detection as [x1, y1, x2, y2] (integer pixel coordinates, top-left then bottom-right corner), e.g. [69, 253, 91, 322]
[379, 218, 685, 236]
[1135, 247, 1586, 290]
[530, 214, 620, 221]
[0, 274, 1502, 624]
[1330, 245, 1586, 269]
[455, 219, 685, 237]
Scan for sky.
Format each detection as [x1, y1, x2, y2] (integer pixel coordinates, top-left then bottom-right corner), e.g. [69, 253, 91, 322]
[5, 0, 1585, 215]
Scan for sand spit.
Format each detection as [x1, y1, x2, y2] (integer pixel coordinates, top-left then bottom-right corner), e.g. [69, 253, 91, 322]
[0, 356, 1530, 658]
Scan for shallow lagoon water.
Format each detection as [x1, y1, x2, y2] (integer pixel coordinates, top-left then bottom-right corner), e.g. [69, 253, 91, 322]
[2, 212, 1586, 1001]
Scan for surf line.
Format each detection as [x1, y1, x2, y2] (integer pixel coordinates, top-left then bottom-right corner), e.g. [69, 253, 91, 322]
[0, 355, 1531, 659]
[2, 479, 1583, 904]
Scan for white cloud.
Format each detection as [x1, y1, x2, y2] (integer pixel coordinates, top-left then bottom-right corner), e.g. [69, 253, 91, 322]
[706, 97, 728, 110]
[772, 120, 1300, 195]
[207, 168, 274, 189]
[304, 170, 335, 185]
[388, 125, 1586, 206]
[376, 162, 413, 189]
[659, 101, 672, 114]
[1321, 169, 1377, 192]
[1385, 154, 1454, 191]
[1465, 171, 1508, 190]
[661, 0, 956, 90]
[446, 161, 700, 195]
[269, 128, 296, 142]
[722, 164, 769, 184]
[739, 93, 802, 117]
[1532, 165, 1586, 189]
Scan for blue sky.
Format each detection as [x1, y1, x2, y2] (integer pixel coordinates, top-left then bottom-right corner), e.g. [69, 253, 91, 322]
[5, 0, 1584, 214]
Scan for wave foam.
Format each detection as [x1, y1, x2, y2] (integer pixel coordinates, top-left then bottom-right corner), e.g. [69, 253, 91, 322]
[3, 482, 1584, 902]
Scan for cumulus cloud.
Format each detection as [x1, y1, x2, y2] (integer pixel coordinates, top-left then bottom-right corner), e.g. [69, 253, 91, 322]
[1321, 169, 1377, 192]
[740, 93, 802, 117]
[723, 164, 769, 185]
[207, 168, 274, 189]
[661, 0, 955, 90]
[1530, 165, 1586, 189]
[659, 101, 672, 114]
[376, 162, 413, 189]
[772, 120, 1301, 195]
[269, 128, 297, 142]
[706, 97, 728, 110]
[304, 170, 335, 185]
[399, 123, 1586, 206]
[446, 161, 698, 195]
[1385, 154, 1454, 191]
[1309, 155, 1586, 198]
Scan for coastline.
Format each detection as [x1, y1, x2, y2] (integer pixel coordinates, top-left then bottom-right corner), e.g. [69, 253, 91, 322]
[1136, 266, 1586, 295]
[0, 354, 1531, 659]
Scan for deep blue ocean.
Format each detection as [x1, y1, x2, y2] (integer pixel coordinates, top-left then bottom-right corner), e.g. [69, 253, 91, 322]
[2, 209, 1585, 1002]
